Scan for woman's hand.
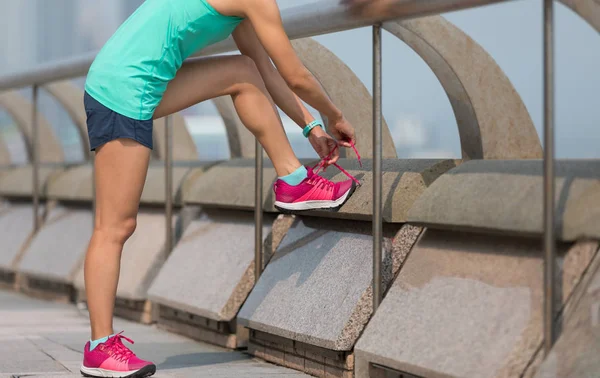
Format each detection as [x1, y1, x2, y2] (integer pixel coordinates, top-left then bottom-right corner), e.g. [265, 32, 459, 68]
[308, 126, 340, 167]
[328, 114, 356, 148]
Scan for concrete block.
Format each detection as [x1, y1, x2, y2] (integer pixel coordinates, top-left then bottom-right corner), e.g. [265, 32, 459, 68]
[140, 163, 196, 205]
[182, 158, 322, 210]
[73, 209, 176, 300]
[0, 204, 42, 270]
[238, 218, 422, 351]
[354, 229, 598, 378]
[18, 205, 92, 283]
[535, 249, 600, 378]
[47, 164, 93, 201]
[0, 165, 64, 197]
[408, 159, 600, 241]
[148, 209, 285, 321]
[264, 159, 456, 222]
[182, 158, 281, 209]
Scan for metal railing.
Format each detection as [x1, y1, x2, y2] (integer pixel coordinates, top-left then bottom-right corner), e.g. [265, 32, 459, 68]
[0, 0, 557, 356]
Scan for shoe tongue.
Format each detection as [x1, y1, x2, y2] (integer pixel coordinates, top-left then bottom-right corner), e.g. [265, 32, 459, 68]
[305, 166, 315, 177]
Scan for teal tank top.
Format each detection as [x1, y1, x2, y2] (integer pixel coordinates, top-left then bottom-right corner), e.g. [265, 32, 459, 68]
[85, 0, 243, 120]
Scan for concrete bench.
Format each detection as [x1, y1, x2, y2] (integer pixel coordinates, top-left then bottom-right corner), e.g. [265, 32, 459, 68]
[407, 159, 600, 240]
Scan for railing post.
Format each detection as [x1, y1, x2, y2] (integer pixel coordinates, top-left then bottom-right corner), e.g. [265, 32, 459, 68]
[543, 0, 556, 355]
[372, 24, 383, 311]
[32, 85, 40, 232]
[254, 139, 264, 282]
[165, 115, 174, 255]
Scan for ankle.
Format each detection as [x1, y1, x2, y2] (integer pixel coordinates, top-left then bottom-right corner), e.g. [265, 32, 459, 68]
[279, 165, 308, 186]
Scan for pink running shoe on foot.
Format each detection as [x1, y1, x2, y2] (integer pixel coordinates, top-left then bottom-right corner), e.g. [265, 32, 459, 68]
[80, 332, 156, 378]
[274, 144, 361, 212]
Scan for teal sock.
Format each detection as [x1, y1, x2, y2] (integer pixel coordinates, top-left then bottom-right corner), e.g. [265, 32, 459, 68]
[279, 166, 308, 186]
[89, 334, 114, 351]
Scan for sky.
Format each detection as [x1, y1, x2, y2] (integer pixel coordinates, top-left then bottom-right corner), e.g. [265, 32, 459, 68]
[0, 0, 598, 161]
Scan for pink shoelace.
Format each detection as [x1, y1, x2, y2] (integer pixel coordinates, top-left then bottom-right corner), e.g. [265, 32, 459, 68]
[313, 140, 362, 186]
[104, 331, 136, 362]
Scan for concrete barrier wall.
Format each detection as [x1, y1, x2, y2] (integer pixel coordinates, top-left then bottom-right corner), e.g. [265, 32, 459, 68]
[183, 158, 457, 221]
[408, 160, 600, 241]
[0, 165, 64, 198]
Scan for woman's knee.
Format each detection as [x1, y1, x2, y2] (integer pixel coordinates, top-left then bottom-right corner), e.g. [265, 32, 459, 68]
[94, 217, 137, 246]
[231, 55, 264, 90]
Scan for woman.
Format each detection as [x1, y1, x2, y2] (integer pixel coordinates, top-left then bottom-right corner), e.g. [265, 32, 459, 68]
[81, 0, 359, 377]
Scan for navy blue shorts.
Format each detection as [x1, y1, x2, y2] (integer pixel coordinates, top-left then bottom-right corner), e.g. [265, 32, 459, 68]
[83, 91, 153, 151]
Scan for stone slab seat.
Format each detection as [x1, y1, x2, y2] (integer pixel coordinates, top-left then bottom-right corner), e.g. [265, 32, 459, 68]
[354, 229, 599, 378]
[139, 162, 200, 206]
[184, 158, 456, 222]
[408, 159, 600, 241]
[46, 164, 93, 202]
[183, 158, 301, 210]
[47, 162, 200, 205]
[238, 217, 423, 352]
[0, 164, 65, 198]
[263, 159, 458, 222]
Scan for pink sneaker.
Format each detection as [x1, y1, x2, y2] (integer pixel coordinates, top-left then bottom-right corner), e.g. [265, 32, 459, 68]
[274, 145, 361, 212]
[80, 332, 156, 378]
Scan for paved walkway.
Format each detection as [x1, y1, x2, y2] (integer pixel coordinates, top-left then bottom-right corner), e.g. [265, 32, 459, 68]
[0, 290, 308, 378]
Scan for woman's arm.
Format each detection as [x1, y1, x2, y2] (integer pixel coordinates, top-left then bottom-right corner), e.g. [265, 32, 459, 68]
[238, 0, 356, 146]
[233, 20, 341, 164]
[232, 20, 315, 131]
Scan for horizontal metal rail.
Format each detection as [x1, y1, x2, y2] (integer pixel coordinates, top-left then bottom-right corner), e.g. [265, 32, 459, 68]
[0, 0, 512, 90]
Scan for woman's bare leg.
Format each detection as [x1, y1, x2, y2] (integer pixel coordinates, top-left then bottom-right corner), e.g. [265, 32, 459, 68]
[85, 139, 150, 340]
[86, 54, 303, 340]
[154, 55, 302, 176]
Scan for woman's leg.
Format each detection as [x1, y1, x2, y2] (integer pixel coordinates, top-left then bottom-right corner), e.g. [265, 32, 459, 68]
[154, 55, 301, 176]
[86, 54, 297, 340]
[85, 54, 346, 342]
[85, 139, 150, 340]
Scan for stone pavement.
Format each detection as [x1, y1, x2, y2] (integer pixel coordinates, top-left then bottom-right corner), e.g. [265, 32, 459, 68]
[0, 290, 308, 378]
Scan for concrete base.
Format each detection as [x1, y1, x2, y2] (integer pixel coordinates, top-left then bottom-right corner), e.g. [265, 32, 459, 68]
[156, 305, 246, 349]
[249, 330, 354, 378]
[18, 205, 92, 286]
[15, 272, 75, 303]
[239, 218, 422, 375]
[354, 229, 598, 378]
